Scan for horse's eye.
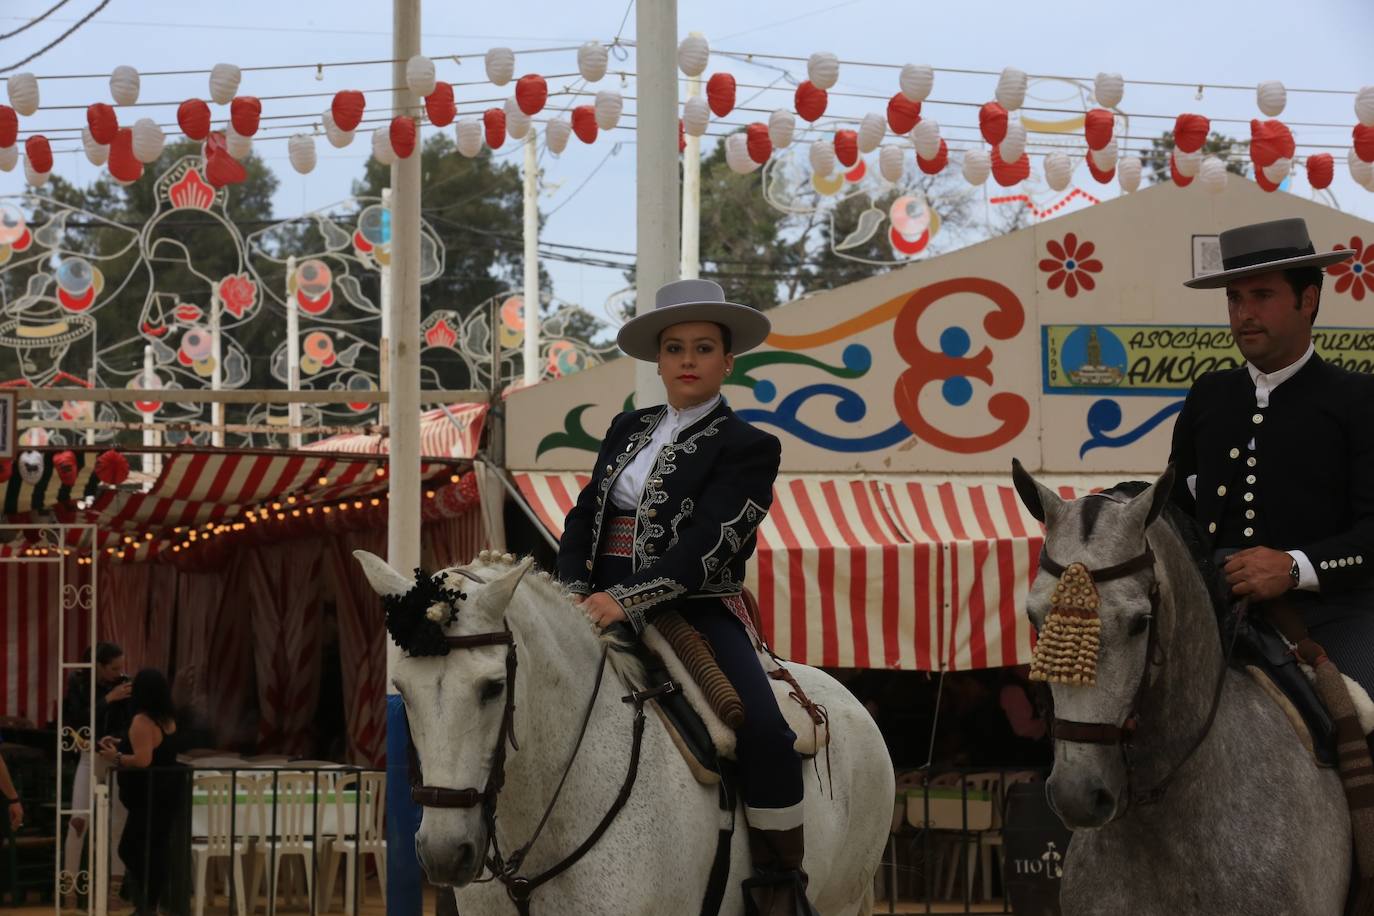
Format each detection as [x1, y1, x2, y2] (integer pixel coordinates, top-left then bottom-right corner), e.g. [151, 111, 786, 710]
[479, 680, 505, 703]
[1128, 615, 1151, 637]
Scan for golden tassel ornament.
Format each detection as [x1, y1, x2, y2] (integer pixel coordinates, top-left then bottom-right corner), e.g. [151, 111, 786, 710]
[1030, 562, 1103, 686]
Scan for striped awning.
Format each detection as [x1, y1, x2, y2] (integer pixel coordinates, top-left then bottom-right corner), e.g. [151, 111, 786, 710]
[303, 403, 488, 459]
[513, 472, 1112, 672]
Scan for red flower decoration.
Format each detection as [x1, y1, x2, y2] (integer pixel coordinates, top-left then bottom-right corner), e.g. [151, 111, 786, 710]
[1039, 233, 1103, 298]
[53, 450, 78, 487]
[217, 273, 257, 318]
[1327, 236, 1374, 301]
[95, 449, 130, 485]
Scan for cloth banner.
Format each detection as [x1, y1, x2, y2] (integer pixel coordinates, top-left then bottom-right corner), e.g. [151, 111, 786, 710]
[246, 541, 325, 756]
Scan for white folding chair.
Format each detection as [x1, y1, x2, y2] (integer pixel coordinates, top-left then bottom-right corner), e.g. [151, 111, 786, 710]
[190, 773, 253, 916]
[320, 771, 387, 913]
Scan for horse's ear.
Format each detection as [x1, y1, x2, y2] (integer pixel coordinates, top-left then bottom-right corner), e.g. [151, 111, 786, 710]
[1124, 465, 1176, 531]
[1012, 458, 1064, 525]
[353, 550, 411, 598]
[472, 557, 535, 621]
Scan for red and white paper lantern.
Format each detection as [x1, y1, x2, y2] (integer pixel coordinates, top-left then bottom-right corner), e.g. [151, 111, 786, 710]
[515, 74, 548, 116]
[833, 129, 858, 168]
[455, 119, 482, 157]
[677, 34, 710, 77]
[578, 42, 608, 83]
[745, 122, 771, 164]
[110, 65, 140, 106]
[1198, 156, 1228, 194]
[768, 109, 795, 149]
[390, 115, 417, 158]
[209, 63, 241, 105]
[962, 148, 991, 185]
[81, 129, 106, 166]
[808, 138, 835, 176]
[725, 133, 758, 174]
[878, 144, 904, 182]
[1173, 148, 1202, 178]
[332, 90, 365, 132]
[1084, 108, 1114, 151]
[230, 96, 262, 137]
[571, 105, 598, 143]
[912, 118, 941, 160]
[426, 82, 456, 127]
[371, 126, 398, 165]
[322, 111, 353, 148]
[979, 102, 1008, 146]
[0, 144, 16, 172]
[88, 103, 119, 145]
[707, 73, 736, 118]
[1357, 87, 1374, 129]
[999, 120, 1026, 163]
[406, 55, 436, 97]
[0, 107, 15, 148]
[483, 108, 506, 149]
[545, 117, 571, 154]
[595, 90, 623, 131]
[131, 118, 165, 163]
[1044, 152, 1073, 191]
[226, 126, 252, 160]
[858, 113, 885, 154]
[23, 134, 51, 173]
[177, 99, 210, 140]
[887, 93, 920, 135]
[1256, 80, 1287, 118]
[288, 133, 316, 174]
[794, 81, 827, 122]
[486, 47, 515, 86]
[8, 72, 38, 116]
[808, 52, 839, 90]
[505, 100, 531, 140]
[1306, 153, 1334, 190]
[899, 64, 934, 102]
[1094, 72, 1124, 109]
[995, 67, 1027, 111]
[683, 96, 710, 137]
[1118, 155, 1142, 193]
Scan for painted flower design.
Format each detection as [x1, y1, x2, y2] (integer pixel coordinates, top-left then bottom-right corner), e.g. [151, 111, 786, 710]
[1327, 236, 1374, 301]
[217, 273, 258, 319]
[1039, 233, 1103, 298]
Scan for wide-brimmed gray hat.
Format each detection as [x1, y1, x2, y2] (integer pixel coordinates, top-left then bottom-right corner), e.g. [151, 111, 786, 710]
[616, 279, 771, 361]
[1183, 217, 1355, 289]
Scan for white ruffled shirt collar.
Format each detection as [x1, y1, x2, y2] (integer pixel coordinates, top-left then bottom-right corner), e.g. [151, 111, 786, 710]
[609, 396, 721, 510]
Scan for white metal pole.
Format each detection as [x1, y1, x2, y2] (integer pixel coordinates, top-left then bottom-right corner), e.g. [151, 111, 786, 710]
[680, 58, 702, 280]
[285, 256, 302, 448]
[141, 346, 155, 476]
[209, 287, 224, 447]
[379, 186, 393, 426]
[93, 781, 109, 916]
[635, 0, 679, 409]
[521, 128, 540, 387]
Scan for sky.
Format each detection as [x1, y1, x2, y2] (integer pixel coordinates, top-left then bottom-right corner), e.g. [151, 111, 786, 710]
[0, 0, 1370, 328]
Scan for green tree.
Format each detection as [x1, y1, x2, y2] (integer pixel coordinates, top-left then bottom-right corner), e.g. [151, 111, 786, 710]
[1144, 131, 1250, 184]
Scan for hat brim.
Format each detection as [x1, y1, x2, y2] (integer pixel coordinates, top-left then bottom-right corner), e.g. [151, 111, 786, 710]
[616, 300, 771, 361]
[1183, 249, 1356, 289]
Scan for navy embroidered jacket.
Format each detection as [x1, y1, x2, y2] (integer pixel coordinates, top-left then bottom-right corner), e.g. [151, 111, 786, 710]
[556, 400, 781, 633]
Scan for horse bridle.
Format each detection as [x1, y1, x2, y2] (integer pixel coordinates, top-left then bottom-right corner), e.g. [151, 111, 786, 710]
[1039, 545, 1236, 809]
[405, 627, 672, 915]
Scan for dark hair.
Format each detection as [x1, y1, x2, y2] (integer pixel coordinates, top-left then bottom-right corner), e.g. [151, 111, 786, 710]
[85, 642, 124, 666]
[130, 669, 175, 724]
[1282, 265, 1324, 324]
[657, 322, 733, 353]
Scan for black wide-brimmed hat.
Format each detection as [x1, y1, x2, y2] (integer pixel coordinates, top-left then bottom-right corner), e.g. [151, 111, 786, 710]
[616, 279, 771, 361]
[1183, 217, 1355, 289]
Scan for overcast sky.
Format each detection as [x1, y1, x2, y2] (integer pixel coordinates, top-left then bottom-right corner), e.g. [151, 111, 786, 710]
[0, 0, 1370, 324]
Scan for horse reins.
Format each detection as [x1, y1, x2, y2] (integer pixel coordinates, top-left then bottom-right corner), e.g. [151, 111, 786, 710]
[1039, 546, 1239, 809]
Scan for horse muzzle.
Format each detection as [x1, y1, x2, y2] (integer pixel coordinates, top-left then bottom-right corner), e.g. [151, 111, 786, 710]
[416, 829, 487, 887]
[1046, 769, 1121, 830]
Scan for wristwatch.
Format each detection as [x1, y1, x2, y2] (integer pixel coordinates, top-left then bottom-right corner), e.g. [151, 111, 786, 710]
[1289, 556, 1301, 587]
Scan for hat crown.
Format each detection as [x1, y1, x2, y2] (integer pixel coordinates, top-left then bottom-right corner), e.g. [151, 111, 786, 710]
[656, 278, 725, 310]
[1218, 218, 1313, 269]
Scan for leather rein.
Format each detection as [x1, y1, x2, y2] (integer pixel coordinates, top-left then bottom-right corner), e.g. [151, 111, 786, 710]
[406, 629, 670, 915]
[1040, 546, 1237, 809]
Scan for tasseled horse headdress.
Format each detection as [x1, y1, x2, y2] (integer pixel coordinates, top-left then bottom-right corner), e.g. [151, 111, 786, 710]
[1030, 561, 1102, 686]
[384, 568, 468, 657]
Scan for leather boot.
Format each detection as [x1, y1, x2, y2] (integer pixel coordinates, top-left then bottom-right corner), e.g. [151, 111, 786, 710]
[742, 825, 820, 916]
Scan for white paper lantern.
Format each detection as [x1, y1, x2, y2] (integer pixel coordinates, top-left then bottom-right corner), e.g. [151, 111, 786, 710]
[858, 113, 885, 153]
[808, 138, 835, 176]
[808, 52, 840, 90]
[677, 34, 710, 77]
[485, 47, 515, 86]
[995, 67, 1028, 111]
[131, 118, 165, 163]
[1349, 148, 1374, 186]
[768, 109, 795, 149]
[724, 133, 758, 174]
[683, 95, 710, 137]
[455, 119, 483, 157]
[1256, 80, 1286, 118]
[912, 118, 941, 160]
[81, 129, 107, 166]
[578, 42, 609, 82]
[17, 451, 42, 484]
[288, 133, 316, 174]
[109, 65, 140, 106]
[1358, 87, 1374, 129]
[506, 107, 531, 140]
[24, 157, 46, 187]
[594, 90, 623, 131]
[1262, 156, 1291, 185]
[226, 126, 252, 160]
[209, 63, 241, 105]
[371, 126, 397, 165]
[1094, 72, 1124, 109]
[1174, 148, 1202, 178]
[545, 117, 571, 154]
[1198, 156, 1227, 194]
[0, 144, 16, 172]
[1118, 155, 1142, 193]
[406, 55, 436, 97]
[7, 72, 38, 116]
[1044, 152, 1073, 191]
[962, 148, 991, 185]
[879, 144, 905, 182]
[322, 111, 353, 148]
[998, 120, 1026, 163]
[1089, 138, 1118, 172]
[899, 63, 934, 102]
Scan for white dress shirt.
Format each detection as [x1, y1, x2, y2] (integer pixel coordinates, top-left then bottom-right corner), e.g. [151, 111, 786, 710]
[1250, 344, 1318, 590]
[610, 395, 721, 510]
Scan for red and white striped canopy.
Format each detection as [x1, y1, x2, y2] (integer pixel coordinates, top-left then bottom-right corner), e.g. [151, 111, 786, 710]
[303, 403, 488, 459]
[514, 472, 1112, 672]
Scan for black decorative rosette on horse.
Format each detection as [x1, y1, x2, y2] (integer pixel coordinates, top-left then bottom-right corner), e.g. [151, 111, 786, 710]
[383, 568, 468, 657]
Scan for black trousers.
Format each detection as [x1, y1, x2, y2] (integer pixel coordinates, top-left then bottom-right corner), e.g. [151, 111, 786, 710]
[592, 549, 803, 812]
[118, 800, 172, 913]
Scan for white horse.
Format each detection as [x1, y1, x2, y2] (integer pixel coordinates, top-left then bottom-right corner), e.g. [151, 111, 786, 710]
[357, 550, 894, 916]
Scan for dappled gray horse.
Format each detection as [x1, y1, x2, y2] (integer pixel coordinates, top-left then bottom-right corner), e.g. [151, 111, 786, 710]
[1013, 462, 1349, 916]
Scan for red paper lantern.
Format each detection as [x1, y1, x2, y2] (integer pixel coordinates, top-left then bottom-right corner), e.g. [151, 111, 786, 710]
[678, 118, 685, 154]
[917, 138, 948, 174]
[1169, 152, 1194, 187]
[706, 73, 736, 118]
[1354, 125, 1374, 165]
[87, 103, 119, 145]
[1306, 152, 1334, 190]
[1084, 108, 1114, 151]
[0, 106, 14, 148]
[425, 82, 455, 127]
[1085, 152, 1115, 184]
[1254, 166, 1279, 193]
[1249, 119, 1294, 168]
[833, 129, 858, 168]
[571, 105, 598, 143]
[746, 122, 772, 164]
[991, 146, 1030, 186]
[0, 459, 10, 483]
[978, 102, 1008, 146]
[332, 90, 366, 132]
[203, 133, 244, 187]
[177, 99, 211, 140]
[515, 74, 548, 116]
[887, 93, 920, 135]
[53, 450, 77, 487]
[390, 116, 417, 159]
[483, 108, 506, 149]
[230, 96, 261, 137]
[1173, 113, 1210, 154]
[25, 134, 52, 174]
[95, 449, 130, 485]
[794, 80, 827, 123]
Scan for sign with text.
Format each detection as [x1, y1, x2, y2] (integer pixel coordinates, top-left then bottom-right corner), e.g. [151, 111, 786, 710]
[1042, 325, 1374, 396]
